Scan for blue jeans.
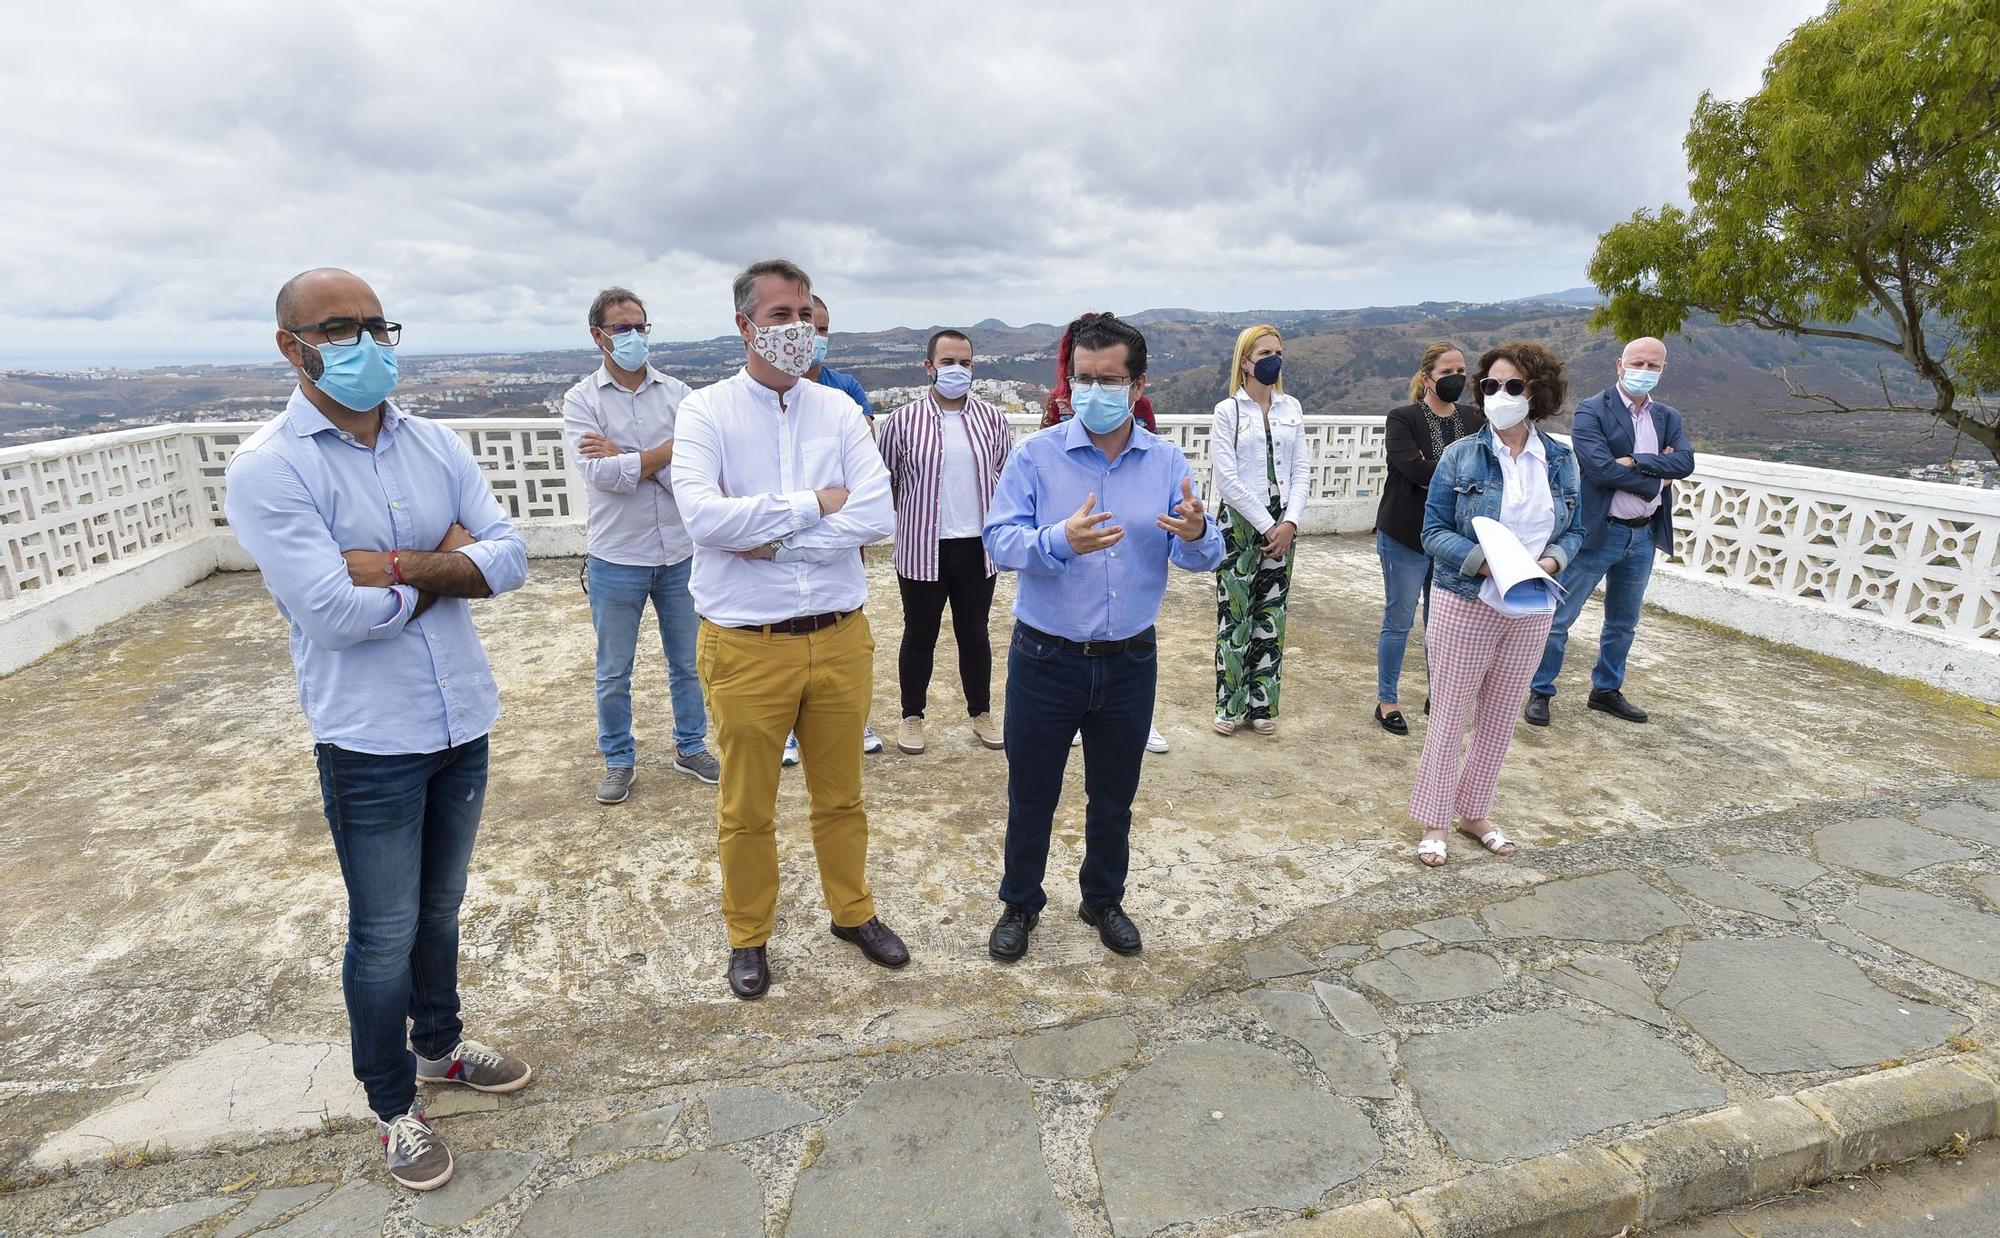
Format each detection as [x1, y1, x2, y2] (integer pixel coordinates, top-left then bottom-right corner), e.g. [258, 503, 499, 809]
[315, 736, 487, 1120]
[999, 623, 1157, 915]
[1533, 523, 1657, 697]
[588, 555, 706, 764]
[1375, 530, 1433, 704]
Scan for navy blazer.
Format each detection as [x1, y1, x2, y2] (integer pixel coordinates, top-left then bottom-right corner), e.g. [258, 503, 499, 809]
[1569, 386, 1695, 553]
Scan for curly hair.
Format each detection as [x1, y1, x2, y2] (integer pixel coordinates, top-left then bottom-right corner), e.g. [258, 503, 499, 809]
[1473, 340, 1568, 422]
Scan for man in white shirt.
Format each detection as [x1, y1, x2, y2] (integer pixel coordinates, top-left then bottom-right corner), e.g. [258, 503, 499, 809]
[563, 287, 718, 803]
[670, 258, 908, 1000]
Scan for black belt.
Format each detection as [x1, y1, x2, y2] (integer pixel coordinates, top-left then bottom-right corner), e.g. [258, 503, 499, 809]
[734, 608, 858, 635]
[1018, 622, 1156, 657]
[1609, 514, 1655, 529]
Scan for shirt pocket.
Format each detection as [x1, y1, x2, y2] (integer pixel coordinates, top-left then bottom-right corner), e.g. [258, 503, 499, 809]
[799, 437, 844, 489]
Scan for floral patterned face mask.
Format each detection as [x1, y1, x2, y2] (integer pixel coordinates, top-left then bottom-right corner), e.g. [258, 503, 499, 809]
[749, 319, 816, 377]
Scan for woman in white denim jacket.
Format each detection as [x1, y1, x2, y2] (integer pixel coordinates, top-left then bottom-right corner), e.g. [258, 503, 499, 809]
[1209, 324, 1313, 736]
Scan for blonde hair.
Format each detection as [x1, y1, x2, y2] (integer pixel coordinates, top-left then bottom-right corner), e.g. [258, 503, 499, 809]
[1408, 340, 1463, 403]
[1226, 324, 1285, 397]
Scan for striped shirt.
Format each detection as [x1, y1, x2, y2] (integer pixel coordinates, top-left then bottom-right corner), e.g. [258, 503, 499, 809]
[877, 393, 1013, 581]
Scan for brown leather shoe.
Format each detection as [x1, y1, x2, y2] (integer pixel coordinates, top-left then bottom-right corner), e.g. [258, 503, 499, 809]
[830, 916, 911, 968]
[728, 945, 769, 1000]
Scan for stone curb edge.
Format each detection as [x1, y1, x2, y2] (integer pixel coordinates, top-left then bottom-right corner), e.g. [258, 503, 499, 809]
[1265, 1045, 2000, 1238]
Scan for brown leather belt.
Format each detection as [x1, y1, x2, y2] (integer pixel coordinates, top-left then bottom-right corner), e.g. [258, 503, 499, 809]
[732, 608, 858, 635]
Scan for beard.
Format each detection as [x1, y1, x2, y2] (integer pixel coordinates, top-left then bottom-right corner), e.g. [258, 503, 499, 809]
[297, 341, 324, 382]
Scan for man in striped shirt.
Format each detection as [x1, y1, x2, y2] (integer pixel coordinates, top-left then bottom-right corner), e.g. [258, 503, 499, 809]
[877, 330, 1014, 755]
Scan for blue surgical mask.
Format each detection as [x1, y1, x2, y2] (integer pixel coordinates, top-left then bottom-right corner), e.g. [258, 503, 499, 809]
[301, 334, 398, 412]
[1621, 367, 1661, 396]
[1251, 355, 1283, 386]
[811, 335, 830, 367]
[1073, 383, 1132, 434]
[609, 330, 650, 371]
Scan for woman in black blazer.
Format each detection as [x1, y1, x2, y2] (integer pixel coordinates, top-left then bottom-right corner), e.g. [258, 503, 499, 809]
[1371, 341, 1483, 734]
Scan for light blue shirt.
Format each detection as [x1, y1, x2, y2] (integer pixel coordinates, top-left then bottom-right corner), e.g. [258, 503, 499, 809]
[983, 415, 1223, 641]
[224, 390, 529, 755]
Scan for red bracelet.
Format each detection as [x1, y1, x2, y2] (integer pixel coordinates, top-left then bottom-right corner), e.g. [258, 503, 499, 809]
[389, 551, 403, 586]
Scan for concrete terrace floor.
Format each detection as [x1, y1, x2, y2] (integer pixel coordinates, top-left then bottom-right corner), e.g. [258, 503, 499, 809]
[2, 533, 1999, 1234]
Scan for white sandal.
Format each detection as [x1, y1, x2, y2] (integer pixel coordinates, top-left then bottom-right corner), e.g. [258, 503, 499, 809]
[1214, 715, 1240, 735]
[1464, 828, 1516, 856]
[1250, 718, 1276, 737]
[1416, 836, 1448, 867]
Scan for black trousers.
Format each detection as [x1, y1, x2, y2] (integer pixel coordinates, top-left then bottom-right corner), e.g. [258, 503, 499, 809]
[896, 537, 997, 719]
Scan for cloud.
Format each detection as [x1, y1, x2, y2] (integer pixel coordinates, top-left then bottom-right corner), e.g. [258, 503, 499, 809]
[0, 0, 1821, 358]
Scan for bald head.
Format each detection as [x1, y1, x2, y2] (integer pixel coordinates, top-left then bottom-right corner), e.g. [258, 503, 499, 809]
[276, 267, 378, 330]
[1620, 337, 1667, 367]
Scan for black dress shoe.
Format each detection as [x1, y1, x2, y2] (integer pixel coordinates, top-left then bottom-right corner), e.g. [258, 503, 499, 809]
[1588, 689, 1649, 723]
[988, 904, 1039, 962]
[1374, 704, 1409, 736]
[831, 916, 911, 968]
[1079, 902, 1143, 956]
[728, 945, 769, 1000]
[1523, 693, 1552, 727]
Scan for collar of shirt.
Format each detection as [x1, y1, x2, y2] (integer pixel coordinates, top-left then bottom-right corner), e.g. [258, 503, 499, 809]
[593, 363, 661, 394]
[1059, 410, 1160, 463]
[1615, 383, 1650, 417]
[285, 388, 404, 441]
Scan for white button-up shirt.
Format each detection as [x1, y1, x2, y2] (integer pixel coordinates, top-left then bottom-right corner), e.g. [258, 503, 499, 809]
[562, 364, 695, 567]
[670, 367, 895, 627]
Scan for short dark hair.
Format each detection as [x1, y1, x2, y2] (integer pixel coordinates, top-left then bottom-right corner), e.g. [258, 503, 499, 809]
[1474, 340, 1569, 422]
[927, 329, 972, 362]
[1067, 312, 1147, 378]
[589, 286, 645, 330]
[733, 258, 812, 317]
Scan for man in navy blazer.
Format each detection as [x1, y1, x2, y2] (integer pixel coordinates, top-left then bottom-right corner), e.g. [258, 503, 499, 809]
[1525, 337, 1694, 727]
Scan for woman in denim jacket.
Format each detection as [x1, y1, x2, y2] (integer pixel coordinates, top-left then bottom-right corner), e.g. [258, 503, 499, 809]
[1411, 340, 1581, 867]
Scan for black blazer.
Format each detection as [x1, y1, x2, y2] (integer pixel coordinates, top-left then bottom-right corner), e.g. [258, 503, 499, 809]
[1375, 401, 1484, 552]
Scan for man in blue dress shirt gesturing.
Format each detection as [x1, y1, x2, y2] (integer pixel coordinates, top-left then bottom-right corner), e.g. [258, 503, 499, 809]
[982, 312, 1223, 962]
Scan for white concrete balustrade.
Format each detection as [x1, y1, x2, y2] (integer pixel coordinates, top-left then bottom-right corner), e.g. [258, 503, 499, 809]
[3, 415, 1995, 701]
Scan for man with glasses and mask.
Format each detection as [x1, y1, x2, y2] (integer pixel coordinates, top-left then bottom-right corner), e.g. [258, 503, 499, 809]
[563, 286, 719, 803]
[670, 258, 907, 1002]
[982, 312, 1222, 964]
[224, 268, 531, 1192]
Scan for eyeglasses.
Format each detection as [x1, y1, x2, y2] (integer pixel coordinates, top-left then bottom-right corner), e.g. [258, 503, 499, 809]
[1070, 377, 1134, 392]
[1479, 377, 1528, 397]
[289, 317, 402, 348]
[598, 322, 650, 336]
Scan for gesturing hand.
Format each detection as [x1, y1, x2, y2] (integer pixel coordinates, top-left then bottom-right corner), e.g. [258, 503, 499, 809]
[1064, 491, 1123, 555]
[577, 432, 619, 460]
[1156, 476, 1208, 542]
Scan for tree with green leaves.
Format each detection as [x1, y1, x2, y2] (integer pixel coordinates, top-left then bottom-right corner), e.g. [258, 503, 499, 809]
[1589, 0, 2000, 461]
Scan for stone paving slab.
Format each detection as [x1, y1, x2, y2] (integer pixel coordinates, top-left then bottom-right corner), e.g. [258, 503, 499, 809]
[1978, 874, 2000, 912]
[1314, 981, 1388, 1038]
[213, 1185, 334, 1238]
[1659, 937, 1967, 1073]
[411, 1148, 539, 1230]
[515, 1153, 763, 1238]
[569, 1102, 683, 1157]
[1540, 954, 1669, 1027]
[1811, 817, 1977, 878]
[1244, 946, 1318, 980]
[72, 1195, 237, 1237]
[1663, 864, 1800, 922]
[262, 1180, 394, 1237]
[788, 1074, 1069, 1238]
[1481, 871, 1693, 942]
[1375, 929, 1426, 951]
[1402, 1007, 1724, 1163]
[702, 1085, 822, 1146]
[1917, 803, 2000, 848]
[424, 1088, 499, 1118]
[1833, 886, 2000, 983]
[1094, 1040, 1379, 1237]
[1717, 849, 1826, 891]
[1246, 990, 1397, 1098]
[1353, 948, 1504, 1004]
[1011, 1016, 1140, 1080]
[1410, 915, 1485, 944]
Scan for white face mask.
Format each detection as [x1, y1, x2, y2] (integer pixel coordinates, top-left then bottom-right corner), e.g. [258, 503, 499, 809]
[1484, 390, 1531, 431]
[932, 363, 973, 400]
[749, 319, 816, 377]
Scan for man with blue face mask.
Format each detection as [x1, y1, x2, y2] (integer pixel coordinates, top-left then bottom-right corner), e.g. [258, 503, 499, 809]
[563, 287, 719, 803]
[224, 268, 532, 1192]
[982, 312, 1223, 963]
[1525, 336, 1695, 727]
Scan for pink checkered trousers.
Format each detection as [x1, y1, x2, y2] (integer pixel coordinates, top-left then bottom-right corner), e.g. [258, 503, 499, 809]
[1409, 588, 1554, 830]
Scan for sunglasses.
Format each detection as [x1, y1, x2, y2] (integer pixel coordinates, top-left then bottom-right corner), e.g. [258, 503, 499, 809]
[1479, 377, 1529, 397]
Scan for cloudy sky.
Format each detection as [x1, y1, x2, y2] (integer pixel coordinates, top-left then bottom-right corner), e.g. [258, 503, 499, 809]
[0, 1, 1822, 363]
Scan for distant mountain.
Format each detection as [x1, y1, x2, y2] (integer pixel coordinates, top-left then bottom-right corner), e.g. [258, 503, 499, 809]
[1513, 286, 1606, 307]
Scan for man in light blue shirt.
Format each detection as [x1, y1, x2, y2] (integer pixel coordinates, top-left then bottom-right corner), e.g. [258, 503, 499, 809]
[223, 268, 531, 1193]
[982, 312, 1221, 963]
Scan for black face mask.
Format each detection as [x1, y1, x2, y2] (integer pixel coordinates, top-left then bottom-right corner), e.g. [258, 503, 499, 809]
[1432, 373, 1467, 403]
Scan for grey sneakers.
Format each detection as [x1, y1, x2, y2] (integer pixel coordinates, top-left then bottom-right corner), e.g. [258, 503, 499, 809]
[897, 716, 926, 755]
[595, 766, 636, 804]
[673, 749, 722, 784]
[380, 1110, 452, 1191]
[415, 1038, 533, 1093]
[970, 713, 1005, 750]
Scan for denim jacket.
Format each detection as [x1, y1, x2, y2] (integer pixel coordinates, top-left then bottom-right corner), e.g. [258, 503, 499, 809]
[1421, 424, 1583, 603]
